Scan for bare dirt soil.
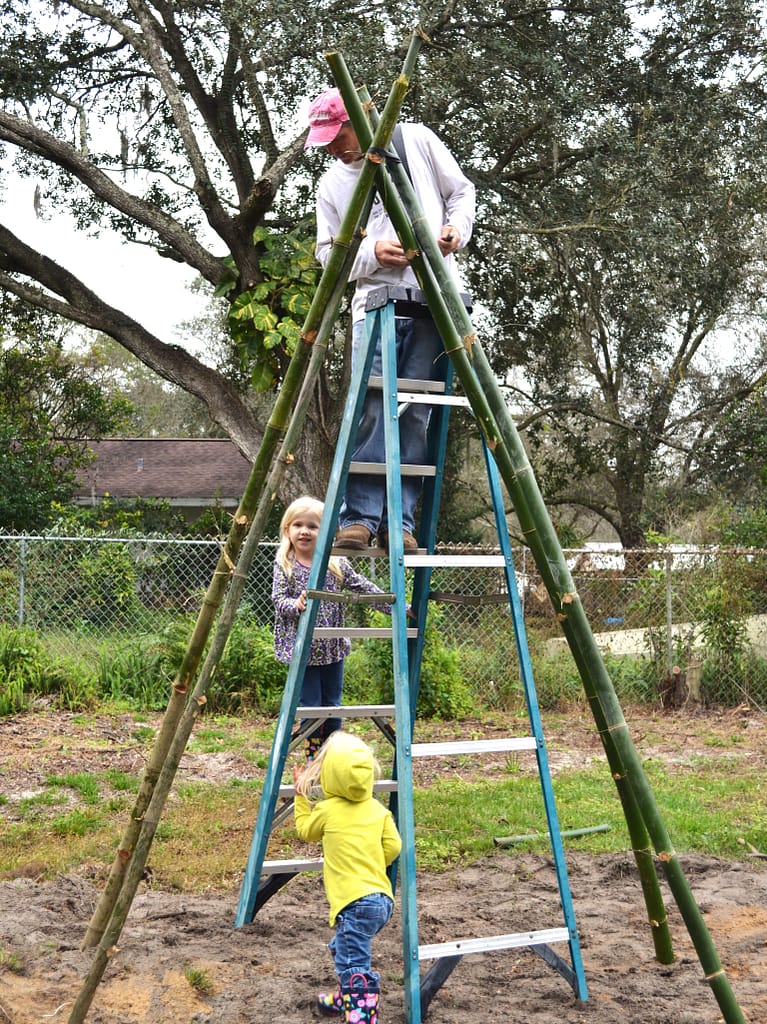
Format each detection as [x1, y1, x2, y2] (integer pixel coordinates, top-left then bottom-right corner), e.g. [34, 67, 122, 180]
[1, 707, 766, 1024]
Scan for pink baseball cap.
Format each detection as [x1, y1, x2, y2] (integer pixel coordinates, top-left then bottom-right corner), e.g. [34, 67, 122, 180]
[305, 88, 349, 149]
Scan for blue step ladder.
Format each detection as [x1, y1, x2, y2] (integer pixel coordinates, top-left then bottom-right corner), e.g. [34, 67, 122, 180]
[234, 293, 588, 1022]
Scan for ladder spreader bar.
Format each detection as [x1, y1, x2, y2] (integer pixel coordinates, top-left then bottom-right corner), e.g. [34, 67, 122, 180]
[306, 589, 396, 604]
[419, 927, 570, 960]
[411, 737, 537, 757]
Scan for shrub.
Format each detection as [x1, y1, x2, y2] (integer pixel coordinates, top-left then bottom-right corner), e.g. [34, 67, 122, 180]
[345, 607, 472, 719]
[95, 638, 174, 710]
[455, 641, 523, 710]
[527, 652, 585, 710]
[213, 617, 287, 714]
[0, 625, 67, 715]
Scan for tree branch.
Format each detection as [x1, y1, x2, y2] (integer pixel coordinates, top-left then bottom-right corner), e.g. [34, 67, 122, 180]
[0, 112, 225, 283]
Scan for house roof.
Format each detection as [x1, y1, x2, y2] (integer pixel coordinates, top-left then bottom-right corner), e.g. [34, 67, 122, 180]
[73, 438, 253, 508]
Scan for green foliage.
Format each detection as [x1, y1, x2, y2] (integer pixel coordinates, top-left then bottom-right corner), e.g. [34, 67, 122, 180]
[216, 223, 320, 393]
[209, 615, 287, 714]
[184, 965, 214, 996]
[698, 388, 767, 507]
[0, 309, 132, 532]
[345, 607, 473, 719]
[455, 641, 523, 710]
[91, 612, 288, 715]
[526, 652, 585, 710]
[713, 503, 767, 548]
[95, 638, 173, 711]
[51, 495, 194, 537]
[79, 543, 142, 625]
[698, 581, 749, 661]
[0, 625, 64, 714]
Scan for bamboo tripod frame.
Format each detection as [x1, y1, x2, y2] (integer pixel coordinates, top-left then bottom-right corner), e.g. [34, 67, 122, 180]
[67, 29, 748, 1024]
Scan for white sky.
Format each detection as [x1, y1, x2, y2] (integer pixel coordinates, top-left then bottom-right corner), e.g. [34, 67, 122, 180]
[0, 172, 211, 349]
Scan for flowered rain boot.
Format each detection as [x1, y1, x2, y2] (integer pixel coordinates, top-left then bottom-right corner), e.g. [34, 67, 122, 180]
[316, 986, 343, 1017]
[342, 975, 379, 1024]
[303, 733, 323, 762]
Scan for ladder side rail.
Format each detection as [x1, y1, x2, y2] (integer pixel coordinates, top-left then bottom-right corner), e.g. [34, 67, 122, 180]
[378, 302, 423, 1024]
[234, 589, 321, 926]
[233, 311, 384, 928]
[482, 442, 588, 1001]
[407, 361, 456, 726]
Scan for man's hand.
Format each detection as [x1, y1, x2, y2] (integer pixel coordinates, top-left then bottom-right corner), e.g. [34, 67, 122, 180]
[438, 225, 460, 256]
[374, 239, 411, 268]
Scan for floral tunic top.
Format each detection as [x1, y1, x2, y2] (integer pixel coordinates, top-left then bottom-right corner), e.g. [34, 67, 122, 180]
[272, 558, 390, 666]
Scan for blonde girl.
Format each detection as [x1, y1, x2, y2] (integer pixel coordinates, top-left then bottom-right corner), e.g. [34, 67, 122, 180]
[272, 496, 390, 759]
[293, 731, 401, 1023]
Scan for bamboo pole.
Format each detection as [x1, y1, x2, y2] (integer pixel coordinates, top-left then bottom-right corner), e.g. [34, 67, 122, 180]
[329, 64, 747, 1023]
[79, 66, 394, 955]
[68, 38, 422, 1024]
[328, 55, 674, 961]
[68, 208, 373, 1024]
[67, 319, 335, 1023]
[494, 824, 611, 846]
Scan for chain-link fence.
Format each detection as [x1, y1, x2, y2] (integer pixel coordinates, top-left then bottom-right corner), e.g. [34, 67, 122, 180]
[2, 535, 766, 708]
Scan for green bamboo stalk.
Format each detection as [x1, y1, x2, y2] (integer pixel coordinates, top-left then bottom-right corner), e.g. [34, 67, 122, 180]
[328, 56, 673, 958]
[329, 65, 674, 965]
[78, 120, 387, 960]
[68, 41, 422, 1024]
[494, 824, 611, 846]
[330, 70, 745, 1022]
[67, 312, 339, 1024]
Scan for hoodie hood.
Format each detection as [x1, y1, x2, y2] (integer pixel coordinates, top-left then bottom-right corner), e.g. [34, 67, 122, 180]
[320, 732, 375, 803]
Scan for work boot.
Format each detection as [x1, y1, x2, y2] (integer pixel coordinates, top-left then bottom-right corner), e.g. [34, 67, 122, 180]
[377, 529, 418, 553]
[334, 524, 373, 550]
[317, 987, 343, 1017]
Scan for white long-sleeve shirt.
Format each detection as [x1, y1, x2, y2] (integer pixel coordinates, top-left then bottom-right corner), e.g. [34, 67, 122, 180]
[315, 122, 475, 322]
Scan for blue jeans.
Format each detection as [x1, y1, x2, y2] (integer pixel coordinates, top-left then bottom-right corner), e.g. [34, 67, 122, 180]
[339, 316, 446, 535]
[300, 660, 343, 739]
[330, 892, 394, 992]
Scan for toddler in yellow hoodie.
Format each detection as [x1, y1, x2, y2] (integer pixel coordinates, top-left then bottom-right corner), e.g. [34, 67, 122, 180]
[293, 730, 401, 1023]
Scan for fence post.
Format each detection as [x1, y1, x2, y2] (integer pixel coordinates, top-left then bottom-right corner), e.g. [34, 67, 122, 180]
[18, 535, 26, 627]
[665, 551, 673, 675]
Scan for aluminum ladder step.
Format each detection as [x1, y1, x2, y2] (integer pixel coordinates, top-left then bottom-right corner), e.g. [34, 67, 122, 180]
[261, 857, 323, 875]
[314, 626, 418, 638]
[411, 737, 537, 757]
[419, 927, 570, 961]
[296, 703, 396, 718]
[349, 461, 436, 476]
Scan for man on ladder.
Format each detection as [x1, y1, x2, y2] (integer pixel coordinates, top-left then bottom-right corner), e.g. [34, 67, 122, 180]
[304, 87, 476, 553]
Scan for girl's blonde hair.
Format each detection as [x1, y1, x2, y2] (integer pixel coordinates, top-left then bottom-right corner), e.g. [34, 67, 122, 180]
[295, 730, 381, 801]
[276, 495, 343, 580]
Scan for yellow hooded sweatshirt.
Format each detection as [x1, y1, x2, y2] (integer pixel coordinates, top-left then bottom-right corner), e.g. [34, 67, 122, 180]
[294, 732, 402, 926]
